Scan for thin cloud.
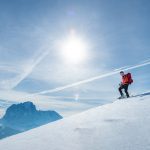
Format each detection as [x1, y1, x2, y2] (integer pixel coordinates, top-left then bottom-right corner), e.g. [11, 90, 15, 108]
[32, 59, 150, 95]
[0, 45, 54, 90]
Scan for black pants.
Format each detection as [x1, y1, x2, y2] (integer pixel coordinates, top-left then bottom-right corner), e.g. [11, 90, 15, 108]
[118, 84, 129, 98]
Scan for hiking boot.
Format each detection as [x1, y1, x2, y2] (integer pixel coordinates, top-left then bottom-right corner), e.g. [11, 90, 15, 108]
[118, 95, 125, 99]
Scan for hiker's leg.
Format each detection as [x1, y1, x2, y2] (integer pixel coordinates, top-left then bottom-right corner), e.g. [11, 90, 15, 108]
[118, 85, 124, 96]
[124, 84, 129, 98]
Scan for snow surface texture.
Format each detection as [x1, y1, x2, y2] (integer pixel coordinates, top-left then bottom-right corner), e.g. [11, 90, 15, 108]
[0, 93, 150, 150]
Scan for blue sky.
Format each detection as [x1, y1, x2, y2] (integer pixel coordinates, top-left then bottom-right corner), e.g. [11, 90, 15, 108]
[0, 0, 149, 116]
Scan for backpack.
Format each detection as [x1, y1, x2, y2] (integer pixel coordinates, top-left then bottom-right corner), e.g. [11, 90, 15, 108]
[127, 73, 133, 84]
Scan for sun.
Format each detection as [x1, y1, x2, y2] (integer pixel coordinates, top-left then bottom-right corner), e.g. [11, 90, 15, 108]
[60, 31, 87, 64]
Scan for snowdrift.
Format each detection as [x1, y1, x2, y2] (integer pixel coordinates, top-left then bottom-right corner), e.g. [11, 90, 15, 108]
[0, 93, 150, 150]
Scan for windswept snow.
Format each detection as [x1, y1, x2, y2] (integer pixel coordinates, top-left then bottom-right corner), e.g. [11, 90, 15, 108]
[0, 93, 150, 150]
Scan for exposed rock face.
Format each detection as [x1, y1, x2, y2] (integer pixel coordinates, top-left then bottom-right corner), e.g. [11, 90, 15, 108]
[0, 101, 62, 138]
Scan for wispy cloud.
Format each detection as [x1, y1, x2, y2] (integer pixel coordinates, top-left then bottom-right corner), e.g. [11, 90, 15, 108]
[0, 89, 96, 117]
[32, 59, 150, 95]
[0, 44, 54, 90]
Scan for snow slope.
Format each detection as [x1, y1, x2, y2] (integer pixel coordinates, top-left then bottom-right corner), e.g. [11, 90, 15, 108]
[0, 93, 150, 150]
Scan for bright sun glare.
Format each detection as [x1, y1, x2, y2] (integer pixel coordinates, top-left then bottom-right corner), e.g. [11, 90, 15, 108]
[60, 30, 87, 64]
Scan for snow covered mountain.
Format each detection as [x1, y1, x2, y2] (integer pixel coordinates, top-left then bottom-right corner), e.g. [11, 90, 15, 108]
[2, 101, 62, 130]
[0, 101, 62, 139]
[0, 92, 150, 150]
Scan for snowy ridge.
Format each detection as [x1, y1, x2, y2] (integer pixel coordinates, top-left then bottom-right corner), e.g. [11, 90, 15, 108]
[0, 93, 150, 150]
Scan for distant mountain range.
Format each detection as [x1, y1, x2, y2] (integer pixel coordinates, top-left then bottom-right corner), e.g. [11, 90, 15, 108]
[0, 101, 62, 139]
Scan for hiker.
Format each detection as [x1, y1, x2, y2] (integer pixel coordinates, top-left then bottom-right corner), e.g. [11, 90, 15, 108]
[118, 71, 133, 99]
